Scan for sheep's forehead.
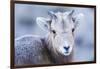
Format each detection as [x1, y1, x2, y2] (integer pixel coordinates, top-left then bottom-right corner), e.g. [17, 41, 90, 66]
[53, 12, 73, 25]
[55, 12, 69, 18]
[51, 12, 74, 32]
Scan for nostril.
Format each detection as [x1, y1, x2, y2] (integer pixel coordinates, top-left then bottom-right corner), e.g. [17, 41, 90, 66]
[64, 46, 70, 52]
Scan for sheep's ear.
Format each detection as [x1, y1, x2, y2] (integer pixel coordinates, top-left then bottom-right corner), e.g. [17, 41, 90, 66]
[36, 17, 51, 32]
[72, 13, 84, 29]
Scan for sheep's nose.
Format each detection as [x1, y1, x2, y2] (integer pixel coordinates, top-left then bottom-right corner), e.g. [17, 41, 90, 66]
[64, 46, 70, 53]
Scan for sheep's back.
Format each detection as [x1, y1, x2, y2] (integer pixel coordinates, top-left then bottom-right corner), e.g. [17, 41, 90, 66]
[15, 35, 51, 66]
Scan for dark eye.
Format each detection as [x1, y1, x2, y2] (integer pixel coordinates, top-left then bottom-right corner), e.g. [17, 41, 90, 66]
[72, 28, 75, 32]
[72, 18, 75, 22]
[52, 30, 56, 34]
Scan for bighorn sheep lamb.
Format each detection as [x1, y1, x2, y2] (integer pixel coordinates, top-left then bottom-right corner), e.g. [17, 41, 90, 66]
[15, 10, 83, 65]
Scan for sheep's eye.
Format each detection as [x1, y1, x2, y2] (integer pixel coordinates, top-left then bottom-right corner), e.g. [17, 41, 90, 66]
[72, 28, 75, 32]
[52, 30, 56, 34]
[72, 18, 75, 22]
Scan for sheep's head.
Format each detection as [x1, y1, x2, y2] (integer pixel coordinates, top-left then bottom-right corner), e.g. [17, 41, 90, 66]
[36, 10, 83, 56]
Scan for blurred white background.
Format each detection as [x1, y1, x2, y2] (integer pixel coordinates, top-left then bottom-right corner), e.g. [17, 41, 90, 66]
[0, 0, 99, 69]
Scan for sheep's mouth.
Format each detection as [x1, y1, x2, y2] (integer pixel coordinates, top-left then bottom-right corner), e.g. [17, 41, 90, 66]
[58, 51, 71, 56]
[63, 49, 73, 56]
[63, 52, 70, 56]
[65, 51, 69, 54]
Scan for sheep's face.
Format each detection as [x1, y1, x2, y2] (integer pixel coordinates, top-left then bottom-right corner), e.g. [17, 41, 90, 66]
[37, 10, 83, 56]
[49, 11, 75, 56]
